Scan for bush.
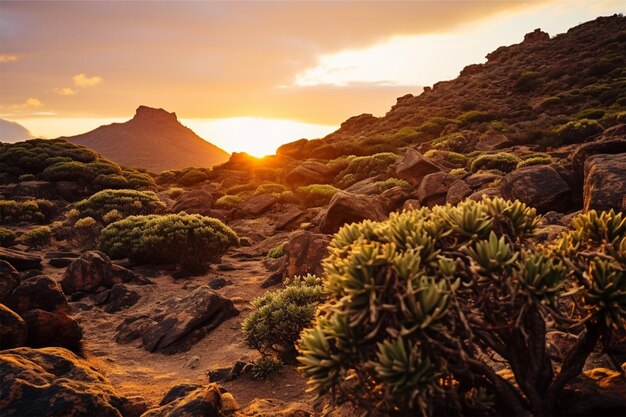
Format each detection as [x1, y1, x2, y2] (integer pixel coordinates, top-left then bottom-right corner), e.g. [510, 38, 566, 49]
[576, 108, 605, 120]
[431, 132, 475, 153]
[18, 226, 52, 248]
[94, 174, 129, 189]
[297, 184, 340, 207]
[99, 213, 239, 273]
[266, 243, 286, 259]
[335, 153, 398, 188]
[554, 119, 604, 144]
[417, 117, 460, 136]
[458, 111, 494, 125]
[517, 155, 553, 168]
[539, 96, 561, 108]
[167, 187, 185, 199]
[251, 356, 284, 379]
[178, 168, 209, 186]
[214, 195, 245, 210]
[470, 152, 520, 173]
[377, 178, 410, 191]
[424, 149, 469, 168]
[74, 189, 166, 222]
[514, 71, 541, 92]
[0, 199, 54, 225]
[41, 161, 96, 182]
[18, 173, 35, 181]
[243, 275, 325, 361]
[254, 183, 287, 196]
[68, 217, 101, 247]
[0, 227, 16, 247]
[297, 199, 624, 416]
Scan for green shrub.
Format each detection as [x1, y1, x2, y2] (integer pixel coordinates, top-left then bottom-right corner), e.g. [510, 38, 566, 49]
[167, 187, 185, 199]
[576, 108, 605, 120]
[539, 96, 561, 108]
[18, 173, 35, 181]
[0, 199, 54, 225]
[267, 243, 286, 259]
[123, 172, 156, 189]
[178, 168, 209, 186]
[251, 356, 283, 379]
[69, 216, 101, 247]
[431, 132, 475, 153]
[214, 195, 245, 210]
[275, 191, 298, 204]
[417, 117, 460, 136]
[514, 71, 541, 92]
[41, 161, 96, 182]
[0, 227, 16, 247]
[18, 226, 52, 248]
[424, 149, 469, 168]
[470, 152, 520, 173]
[335, 153, 398, 188]
[458, 110, 494, 125]
[449, 168, 469, 176]
[554, 119, 604, 144]
[99, 213, 239, 273]
[102, 209, 123, 225]
[94, 174, 129, 189]
[377, 178, 410, 191]
[517, 155, 553, 168]
[296, 184, 340, 207]
[297, 199, 624, 416]
[243, 275, 325, 361]
[254, 183, 287, 196]
[74, 189, 166, 222]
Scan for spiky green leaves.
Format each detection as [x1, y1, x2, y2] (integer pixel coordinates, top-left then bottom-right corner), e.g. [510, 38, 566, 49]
[465, 232, 518, 274]
[297, 325, 343, 395]
[583, 260, 626, 331]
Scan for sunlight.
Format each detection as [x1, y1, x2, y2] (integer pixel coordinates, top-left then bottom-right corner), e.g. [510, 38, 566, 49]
[182, 117, 337, 157]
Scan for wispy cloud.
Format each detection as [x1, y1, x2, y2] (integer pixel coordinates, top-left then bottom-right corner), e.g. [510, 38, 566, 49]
[55, 87, 76, 96]
[0, 54, 18, 63]
[73, 73, 102, 87]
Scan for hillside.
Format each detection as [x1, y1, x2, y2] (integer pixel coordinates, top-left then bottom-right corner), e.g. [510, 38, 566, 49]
[62, 106, 229, 172]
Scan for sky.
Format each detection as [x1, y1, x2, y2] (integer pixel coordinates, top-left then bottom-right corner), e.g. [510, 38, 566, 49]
[0, 0, 623, 156]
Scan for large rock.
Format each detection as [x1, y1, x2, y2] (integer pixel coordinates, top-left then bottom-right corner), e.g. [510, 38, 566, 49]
[93, 283, 141, 313]
[0, 260, 19, 301]
[171, 189, 213, 215]
[116, 286, 238, 354]
[583, 154, 626, 212]
[263, 230, 331, 287]
[571, 139, 626, 180]
[475, 131, 511, 151]
[11, 180, 57, 199]
[23, 309, 82, 349]
[394, 148, 442, 186]
[446, 180, 473, 205]
[6, 275, 69, 315]
[284, 161, 334, 188]
[141, 384, 236, 417]
[241, 193, 277, 216]
[61, 251, 139, 295]
[416, 172, 454, 206]
[0, 347, 147, 417]
[319, 191, 389, 234]
[0, 304, 27, 349]
[501, 165, 571, 213]
[0, 247, 42, 271]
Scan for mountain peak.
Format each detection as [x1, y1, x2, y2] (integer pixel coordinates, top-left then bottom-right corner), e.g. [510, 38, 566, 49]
[133, 105, 178, 123]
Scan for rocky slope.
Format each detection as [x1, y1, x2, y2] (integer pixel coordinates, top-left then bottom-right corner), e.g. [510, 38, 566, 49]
[62, 106, 229, 172]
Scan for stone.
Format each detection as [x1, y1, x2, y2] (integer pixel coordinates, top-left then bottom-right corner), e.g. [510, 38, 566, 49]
[468, 187, 502, 201]
[271, 205, 307, 231]
[159, 384, 202, 406]
[61, 251, 139, 294]
[465, 172, 501, 188]
[55, 181, 86, 201]
[208, 277, 228, 290]
[416, 172, 454, 206]
[184, 356, 200, 369]
[571, 139, 626, 180]
[319, 191, 389, 234]
[23, 309, 83, 350]
[583, 154, 626, 212]
[95, 283, 141, 313]
[344, 177, 380, 195]
[402, 199, 421, 211]
[394, 148, 442, 186]
[208, 361, 250, 382]
[0, 247, 42, 271]
[501, 165, 571, 213]
[446, 180, 473, 205]
[6, 275, 69, 316]
[475, 131, 511, 151]
[11, 180, 57, 199]
[140, 384, 229, 417]
[381, 186, 411, 211]
[117, 286, 238, 353]
[557, 368, 626, 417]
[0, 347, 147, 417]
[0, 260, 19, 301]
[48, 257, 76, 268]
[238, 399, 311, 417]
[0, 303, 27, 349]
[241, 193, 277, 216]
[284, 161, 334, 188]
[171, 189, 213, 215]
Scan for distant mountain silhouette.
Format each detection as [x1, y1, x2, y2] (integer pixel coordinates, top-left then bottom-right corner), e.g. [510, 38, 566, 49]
[61, 106, 229, 172]
[0, 119, 33, 143]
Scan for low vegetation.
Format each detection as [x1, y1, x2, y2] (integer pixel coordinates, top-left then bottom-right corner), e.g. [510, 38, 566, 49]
[99, 213, 239, 273]
[0, 199, 54, 225]
[470, 152, 520, 173]
[18, 226, 53, 248]
[74, 189, 166, 222]
[296, 184, 340, 207]
[0, 227, 16, 247]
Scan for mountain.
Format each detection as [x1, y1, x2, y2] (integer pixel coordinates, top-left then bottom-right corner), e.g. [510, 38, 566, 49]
[61, 106, 229, 172]
[0, 119, 33, 143]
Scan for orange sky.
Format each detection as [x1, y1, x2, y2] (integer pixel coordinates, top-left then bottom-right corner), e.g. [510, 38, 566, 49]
[0, 1, 623, 155]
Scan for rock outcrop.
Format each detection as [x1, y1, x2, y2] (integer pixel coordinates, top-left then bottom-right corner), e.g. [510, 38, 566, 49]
[501, 165, 571, 213]
[583, 153, 626, 212]
[319, 191, 389, 234]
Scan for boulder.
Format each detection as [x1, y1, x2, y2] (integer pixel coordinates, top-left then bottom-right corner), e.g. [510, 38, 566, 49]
[263, 230, 331, 287]
[501, 166, 571, 213]
[344, 177, 380, 195]
[381, 186, 411, 211]
[475, 131, 511, 151]
[117, 286, 238, 354]
[61, 251, 139, 295]
[140, 384, 236, 417]
[416, 172, 454, 206]
[0, 247, 42, 271]
[159, 384, 202, 406]
[239, 399, 311, 417]
[11, 180, 57, 199]
[319, 191, 389, 234]
[0, 347, 147, 417]
[571, 139, 626, 180]
[468, 187, 502, 201]
[94, 283, 141, 313]
[271, 205, 307, 231]
[0, 304, 27, 349]
[241, 193, 277, 216]
[394, 148, 442, 186]
[23, 309, 82, 349]
[0, 260, 19, 301]
[583, 154, 626, 212]
[284, 161, 334, 188]
[465, 171, 502, 188]
[55, 181, 85, 201]
[6, 275, 69, 315]
[171, 189, 213, 215]
[447, 180, 473, 205]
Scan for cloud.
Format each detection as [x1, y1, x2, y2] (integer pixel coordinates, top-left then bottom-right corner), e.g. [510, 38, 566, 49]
[24, 98, 42, 107]
[73, 73, 103, 87]
[55, 87, 76, 96]
[0, 54, 17, 63]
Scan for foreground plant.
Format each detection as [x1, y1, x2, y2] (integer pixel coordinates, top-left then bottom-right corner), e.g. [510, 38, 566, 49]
[297, 198, 625, 417]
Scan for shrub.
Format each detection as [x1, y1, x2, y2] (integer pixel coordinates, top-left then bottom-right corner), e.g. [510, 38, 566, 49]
[102, 209, 123, 225]
[18, 226, 52, 248]
[377, 178, 410, 191]
[297, 184, 340, 207]
[458, 110, 494, 125]
[68, 217, 101, 247]
[576, 108, 605, 120]
[417, 117, 460, 136]
[470, 152, 520, 173]
[554, 119, 604, 144]
[517, 155, 553, 168]
[74, 189, 166, 222]
[431, 132, 475, 153]
[0, 199, 54, 225]
[254, 183, 287, 196]
[335, 153, 398, 188]
[94, 174, 129, 189]
[99, 213, 239, 273]
[514, 71, 541, 92]
[214, 195, 245, 210]
[424, 149, 469, 168]
[267, 243, 286, 259]
[0, 227, 16, 247]
[539, 96, 561, 108]
[243, 275, 326, 361]
[251, 356, 284, 379]
[167, 187, 185, 199]
[18, 173, 35, 181]
[178, 168, 209, 186]
[41, 161, 96, 182]
[297, 199, 624, 417]
[124, 172, 156, 189]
